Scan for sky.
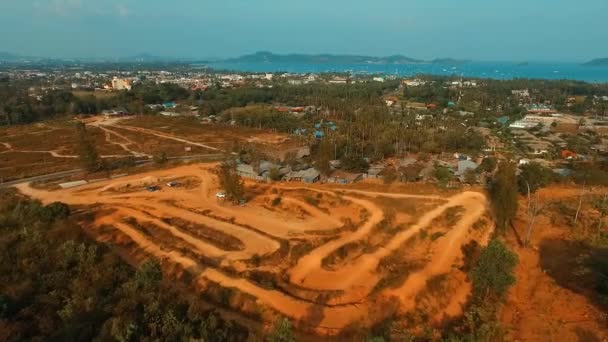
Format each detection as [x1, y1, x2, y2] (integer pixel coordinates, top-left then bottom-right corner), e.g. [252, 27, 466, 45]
[1, 0, 607, 62]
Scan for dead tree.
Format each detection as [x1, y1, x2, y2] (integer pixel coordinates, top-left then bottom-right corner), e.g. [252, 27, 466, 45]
[573, 181, 586, 227]
[525, 193, 544, 247]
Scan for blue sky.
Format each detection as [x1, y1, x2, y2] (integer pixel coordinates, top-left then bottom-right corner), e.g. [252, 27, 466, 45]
[1, 0, 607, 61]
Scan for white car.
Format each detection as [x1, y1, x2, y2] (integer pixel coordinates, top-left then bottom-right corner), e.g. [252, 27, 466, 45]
[215, 192, 226, 199]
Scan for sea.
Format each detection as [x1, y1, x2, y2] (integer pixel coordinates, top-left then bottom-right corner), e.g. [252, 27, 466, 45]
[204, 62, 608, 83]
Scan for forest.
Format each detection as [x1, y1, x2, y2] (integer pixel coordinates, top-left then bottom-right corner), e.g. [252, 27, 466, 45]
[0, 190, 256, 341]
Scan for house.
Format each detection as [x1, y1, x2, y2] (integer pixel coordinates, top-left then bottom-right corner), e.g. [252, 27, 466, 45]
[236, 164, 257, 179]
[284, 168, 320, 183]
[328, 170, 363, 184]
[527, 142, 551, 155]
[455, 160, 478, 176]
[367, 164, 385, 178]
[111, 78, 132, 91]
[561, 150, 577, 159]
[455, 160, 479, 183]
[497, 116, 510, 126]
[399, 158, 418, 168]
[512, 89, 530, 98]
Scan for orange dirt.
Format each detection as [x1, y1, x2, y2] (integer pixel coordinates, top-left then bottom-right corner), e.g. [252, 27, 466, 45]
[501, 185, 608, 341]
[14, 162, 492, 334]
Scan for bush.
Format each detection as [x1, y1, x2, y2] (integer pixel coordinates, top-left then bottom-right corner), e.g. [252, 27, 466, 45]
[271, 197, 282, 206]
[469, 239, 518, 300]
[153, 152, 168, 165]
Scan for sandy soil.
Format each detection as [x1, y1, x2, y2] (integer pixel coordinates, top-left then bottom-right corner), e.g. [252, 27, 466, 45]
[501, 186, 608, 341]
[15, 162, 492, 334]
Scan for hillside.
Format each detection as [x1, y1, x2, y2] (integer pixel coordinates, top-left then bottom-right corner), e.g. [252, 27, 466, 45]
[583, 58, 608, 66]
[224, 51, 424, 64]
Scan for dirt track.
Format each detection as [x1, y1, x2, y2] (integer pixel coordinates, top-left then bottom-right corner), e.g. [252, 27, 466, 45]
[15, 163, 491, 332]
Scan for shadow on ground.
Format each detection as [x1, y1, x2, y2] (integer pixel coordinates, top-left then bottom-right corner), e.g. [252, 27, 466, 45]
[539, 239, 608, 313]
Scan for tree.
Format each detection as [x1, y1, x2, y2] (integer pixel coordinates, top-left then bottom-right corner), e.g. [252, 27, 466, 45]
[464, 168, 478, 184]
[489, 161, 518, 232]
[434, 164, 452, 185]
[268, 167, 282, 181]
[266, 317, 294, 342]
[135, 259, 163, 290]
[478, 157, 497, 173]
[153, 151, 168, 165]
[75, 122, 102, 172]
[469, 239, 518, 300]
[217, 161, 245, 203]
[517, 162, 554, 194]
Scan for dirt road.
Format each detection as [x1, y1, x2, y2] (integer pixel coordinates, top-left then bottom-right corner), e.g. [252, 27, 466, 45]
[14, 163, 491, 332]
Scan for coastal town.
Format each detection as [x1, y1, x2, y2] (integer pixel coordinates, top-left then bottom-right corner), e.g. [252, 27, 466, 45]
[2, 48, 608, 342]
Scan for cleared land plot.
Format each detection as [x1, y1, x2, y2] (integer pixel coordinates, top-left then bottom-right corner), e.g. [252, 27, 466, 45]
[120, 115, 302, 154]
[16, 163, 491, 335]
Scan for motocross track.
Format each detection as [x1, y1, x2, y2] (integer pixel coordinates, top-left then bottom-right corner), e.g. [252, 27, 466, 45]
[16, 163, 491, 334]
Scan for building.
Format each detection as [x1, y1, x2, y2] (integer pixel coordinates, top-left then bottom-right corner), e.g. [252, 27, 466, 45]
[284, 168, 320, 183]
[111, 78, 132, 91]
[327, 170, 363, 184]
[512, 89, 530, 98]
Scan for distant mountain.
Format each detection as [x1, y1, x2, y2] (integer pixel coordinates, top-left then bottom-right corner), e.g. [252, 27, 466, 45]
[431, 58, 471, 65]
[583, 58, 608, 67]
[223, 51, 424, 64]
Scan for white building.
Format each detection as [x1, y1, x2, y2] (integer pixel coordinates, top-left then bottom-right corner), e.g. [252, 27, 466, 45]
[111, 78, 132, 91]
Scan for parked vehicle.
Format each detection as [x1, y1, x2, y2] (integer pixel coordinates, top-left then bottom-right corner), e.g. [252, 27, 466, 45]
[215, 192, 226, 199]
[166, 181, 179, 187]
[146, 186, 160, 192]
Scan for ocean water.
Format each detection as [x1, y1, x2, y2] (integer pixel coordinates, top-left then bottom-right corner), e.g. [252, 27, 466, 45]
[205, 62, 608, 83]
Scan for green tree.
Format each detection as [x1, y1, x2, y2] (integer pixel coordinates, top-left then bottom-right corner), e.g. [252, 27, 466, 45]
[517, 162, 554, 194]
[434, 164, 452, 185]
[464, 168, 478, 184]
[489, 161, 518, 232]
[268, 167, 282, 181]
[75, 122, 102, 172]
[469, 239, 518, 300]
[478, 157, 497, 173]
[217, 161, 245, 202]
[153, 151, 168, 165]
[266, 317, 294, 342]
[135, 259, 163, 290]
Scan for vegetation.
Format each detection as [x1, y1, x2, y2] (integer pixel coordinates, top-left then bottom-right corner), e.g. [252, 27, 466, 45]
[217, 160, 245, 202]
[153, 151, 168, 165]
[0, 190, 249, 341]
[75, 122, 102, 172]
[266, 317, 295, 342]
[517, 162, 554, 194]
[489, 161, 518, 232]
[469, 239, 518, 300]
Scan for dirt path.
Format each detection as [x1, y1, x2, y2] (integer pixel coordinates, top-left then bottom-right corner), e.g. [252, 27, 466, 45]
[98, 125, 151, 158]
[385, 193, 487, 309]
[289, 192, 487, 299]
[14, 163, 492, 332]
[113, 124, 223, 152]
[1, 149, 133, 159]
